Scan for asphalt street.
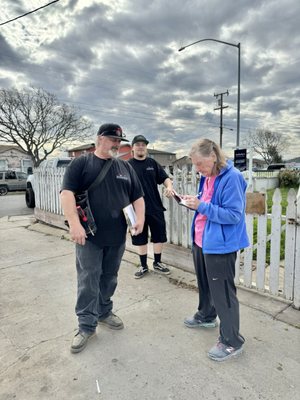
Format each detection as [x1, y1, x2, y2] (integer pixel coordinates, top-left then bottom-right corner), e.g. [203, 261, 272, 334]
[0, 192, 33, 217]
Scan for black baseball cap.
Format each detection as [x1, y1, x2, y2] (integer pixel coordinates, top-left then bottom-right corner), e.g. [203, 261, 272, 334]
[132, 135, 149, 146]
[97, 123, 129, 142]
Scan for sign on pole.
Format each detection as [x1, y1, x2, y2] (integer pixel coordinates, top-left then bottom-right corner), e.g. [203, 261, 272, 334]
[234, 148, 247, 171]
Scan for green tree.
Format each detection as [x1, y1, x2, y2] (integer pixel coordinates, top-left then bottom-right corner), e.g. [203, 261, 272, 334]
[249, 129, 287, 165]
[268, 144, 283, 163]
[0, 87, 93, 167]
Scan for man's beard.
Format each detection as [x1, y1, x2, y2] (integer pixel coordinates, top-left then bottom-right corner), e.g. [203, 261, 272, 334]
[136, 152, 145, 159]
[108, 147, 119, 158]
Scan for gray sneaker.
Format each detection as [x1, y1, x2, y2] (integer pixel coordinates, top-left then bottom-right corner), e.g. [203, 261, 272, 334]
[134, 265, 149, 279]
[184, 316, 217, 328]
[98, 312, 124, 330]
[208, 341, 243, 362]
[70, 330, 95, 354]
[153, 262, 170, 275]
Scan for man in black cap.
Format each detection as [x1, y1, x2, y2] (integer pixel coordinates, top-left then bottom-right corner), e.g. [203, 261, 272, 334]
[61, 123, 145, 353]
[128, 134, 173, 278]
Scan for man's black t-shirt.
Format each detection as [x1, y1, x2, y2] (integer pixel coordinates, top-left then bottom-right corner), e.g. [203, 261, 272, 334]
[128, 157, 168, 215]
[61, 153, 144, 247]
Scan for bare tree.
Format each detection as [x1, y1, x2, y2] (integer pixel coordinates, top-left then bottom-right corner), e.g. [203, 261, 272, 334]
[248, 128, 287, 165]
[0, 87, 93, 166]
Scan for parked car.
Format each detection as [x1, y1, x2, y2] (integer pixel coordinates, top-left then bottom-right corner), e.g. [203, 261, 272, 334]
[25, 157, 72, 208]
[266, 163, 286, 171]
[0, 170, 28, 196]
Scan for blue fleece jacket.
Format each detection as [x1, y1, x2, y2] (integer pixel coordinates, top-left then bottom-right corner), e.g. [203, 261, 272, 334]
[191, 160, 249, 254]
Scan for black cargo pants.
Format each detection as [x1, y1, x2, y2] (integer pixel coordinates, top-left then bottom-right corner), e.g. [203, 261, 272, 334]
[192, 243, 245, 348]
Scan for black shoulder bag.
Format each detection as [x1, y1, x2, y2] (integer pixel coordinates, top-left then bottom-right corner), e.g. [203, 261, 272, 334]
[65, 159, 113, 236]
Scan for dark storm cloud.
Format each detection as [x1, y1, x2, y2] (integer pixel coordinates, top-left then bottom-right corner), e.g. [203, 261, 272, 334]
[0, 34, 24, 69]
[0, 0, 299, 158]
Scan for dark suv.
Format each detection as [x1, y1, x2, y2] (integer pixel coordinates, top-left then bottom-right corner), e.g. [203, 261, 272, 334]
[266, 163, 286, 171]
[0, 170, 27, 196]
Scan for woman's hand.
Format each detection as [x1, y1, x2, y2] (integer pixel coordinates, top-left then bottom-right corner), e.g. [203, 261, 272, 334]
[182, 195, 201, 210]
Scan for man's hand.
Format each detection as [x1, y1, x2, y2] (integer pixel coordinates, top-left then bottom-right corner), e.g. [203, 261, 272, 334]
[60, 190, 88, 245]
[163, 178, 173, 198]
[132, 218, 144, 236]
[69, 221, 87, 245]
[164, 187, 173, 198]
[132, 197, 145, 236]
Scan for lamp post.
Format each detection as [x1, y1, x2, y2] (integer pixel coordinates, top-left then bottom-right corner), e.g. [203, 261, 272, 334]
[179, 38, 241, 148]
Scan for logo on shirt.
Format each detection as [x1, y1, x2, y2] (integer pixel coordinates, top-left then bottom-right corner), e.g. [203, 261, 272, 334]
[116, 174, 129, 181]
[146, 167, 154, 171]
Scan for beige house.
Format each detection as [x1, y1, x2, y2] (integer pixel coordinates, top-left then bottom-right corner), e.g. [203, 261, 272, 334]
[0, 145, 33, 172]
[172, 156, 193, 172]
[147, 149, 176, 169]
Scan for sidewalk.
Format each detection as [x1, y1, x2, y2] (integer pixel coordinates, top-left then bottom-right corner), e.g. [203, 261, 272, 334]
[0, 215, 299, 400]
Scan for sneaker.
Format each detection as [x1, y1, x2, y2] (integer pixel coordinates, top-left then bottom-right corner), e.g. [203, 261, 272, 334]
[184, 316, 217, 329]
[134, 265, 149, 279]
[98, 312, 124, 330]
[153, 262, 170, 275]
[208, 341, 243, 362]
[70, 330, 95, 354]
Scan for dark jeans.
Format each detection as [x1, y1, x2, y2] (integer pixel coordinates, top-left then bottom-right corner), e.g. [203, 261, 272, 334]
[192, 244, 245, 348]
[75, 240, 125, 334]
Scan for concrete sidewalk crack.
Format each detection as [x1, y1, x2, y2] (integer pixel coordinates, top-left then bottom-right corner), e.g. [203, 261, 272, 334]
[0, 331, 73, 377]
[116, 286, 179, 313]
[0, 252, 74, 271]
[273, 303, 294, 319]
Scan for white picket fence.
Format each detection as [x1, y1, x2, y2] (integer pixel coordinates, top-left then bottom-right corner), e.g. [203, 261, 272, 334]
[33, 165, 300, 309]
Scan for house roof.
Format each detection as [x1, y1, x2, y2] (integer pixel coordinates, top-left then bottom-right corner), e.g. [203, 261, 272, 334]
[148, 149, 176, 155]
[252, 158, 265, 165]
[0, 144, 27, 154]
[67, 143, 95, 151]
[173, 155, 191, 163]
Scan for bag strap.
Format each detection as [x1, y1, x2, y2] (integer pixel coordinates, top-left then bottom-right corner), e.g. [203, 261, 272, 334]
[88, 158, 114, 192]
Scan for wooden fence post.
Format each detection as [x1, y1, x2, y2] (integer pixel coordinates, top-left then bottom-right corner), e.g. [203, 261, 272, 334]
[269, 189, 282, 295]
[284, 189, 297, 300]
[293, 186, 300, 309]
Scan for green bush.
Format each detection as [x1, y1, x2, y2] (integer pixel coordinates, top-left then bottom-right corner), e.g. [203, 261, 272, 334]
[278, 169, 299, 187]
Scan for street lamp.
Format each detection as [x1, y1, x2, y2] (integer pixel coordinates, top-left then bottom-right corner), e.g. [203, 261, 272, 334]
[178, 38, 241, 148]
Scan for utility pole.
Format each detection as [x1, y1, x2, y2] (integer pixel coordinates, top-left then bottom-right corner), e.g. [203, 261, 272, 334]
[214, 90, 229, 148]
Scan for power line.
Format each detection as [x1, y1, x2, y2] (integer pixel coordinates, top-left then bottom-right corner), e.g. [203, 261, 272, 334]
[0, 0, 60, 26]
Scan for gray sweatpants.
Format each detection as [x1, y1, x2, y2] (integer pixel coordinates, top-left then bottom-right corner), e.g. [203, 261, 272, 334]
[75, 240, 125, 334]
[193, 244, 245, 348]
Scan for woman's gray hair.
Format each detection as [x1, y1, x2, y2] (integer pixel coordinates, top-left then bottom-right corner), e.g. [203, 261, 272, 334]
[189, 138, 227, 174]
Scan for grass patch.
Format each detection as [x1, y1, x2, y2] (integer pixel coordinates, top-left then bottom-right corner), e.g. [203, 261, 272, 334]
[266, 187, 290, 215]
[252, 187, 296, 263]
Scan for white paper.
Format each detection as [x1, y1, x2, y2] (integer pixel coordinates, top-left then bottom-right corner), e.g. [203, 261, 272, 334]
[123, 204, 137, 229]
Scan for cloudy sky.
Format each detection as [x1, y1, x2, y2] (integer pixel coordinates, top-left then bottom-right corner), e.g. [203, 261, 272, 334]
[1, 0, 300, 160]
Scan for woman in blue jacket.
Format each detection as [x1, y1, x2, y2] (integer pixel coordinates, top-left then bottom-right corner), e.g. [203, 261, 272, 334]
[182, 139, 249, 362]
